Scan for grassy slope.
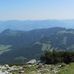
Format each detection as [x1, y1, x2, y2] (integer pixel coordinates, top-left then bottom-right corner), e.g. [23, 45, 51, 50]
[11, 63, 74, 74]
[0, 45, 11, 54]
[58, 63, 74, 74]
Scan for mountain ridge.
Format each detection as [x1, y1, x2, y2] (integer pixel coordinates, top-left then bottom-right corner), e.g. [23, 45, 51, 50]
[0, 27, 74, 63]
[0, 20, 74, 32]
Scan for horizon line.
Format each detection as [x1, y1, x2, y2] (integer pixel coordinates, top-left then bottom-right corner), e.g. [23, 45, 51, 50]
[1, 19, 74, 21]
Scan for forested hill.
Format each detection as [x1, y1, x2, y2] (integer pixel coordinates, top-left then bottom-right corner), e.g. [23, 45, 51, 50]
[0, 27, 74, 63]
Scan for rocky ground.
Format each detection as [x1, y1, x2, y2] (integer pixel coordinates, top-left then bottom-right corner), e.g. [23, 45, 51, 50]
[0, 63, 66, 74]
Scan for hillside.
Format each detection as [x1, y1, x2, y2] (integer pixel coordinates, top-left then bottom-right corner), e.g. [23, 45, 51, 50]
[0, 27, 74, 63]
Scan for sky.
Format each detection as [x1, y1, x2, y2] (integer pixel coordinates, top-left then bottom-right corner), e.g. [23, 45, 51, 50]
[0, 0, 74, 20]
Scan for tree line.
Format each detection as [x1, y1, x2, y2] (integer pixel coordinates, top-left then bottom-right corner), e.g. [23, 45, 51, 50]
[40, 50, 74, 64]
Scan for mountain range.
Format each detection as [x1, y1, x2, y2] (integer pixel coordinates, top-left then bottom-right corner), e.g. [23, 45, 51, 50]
[0, 27, 74, 64]
[0, 20, 74, 32]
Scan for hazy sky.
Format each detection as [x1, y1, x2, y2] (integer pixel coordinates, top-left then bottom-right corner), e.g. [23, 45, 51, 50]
[0, 0, 74, 20]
